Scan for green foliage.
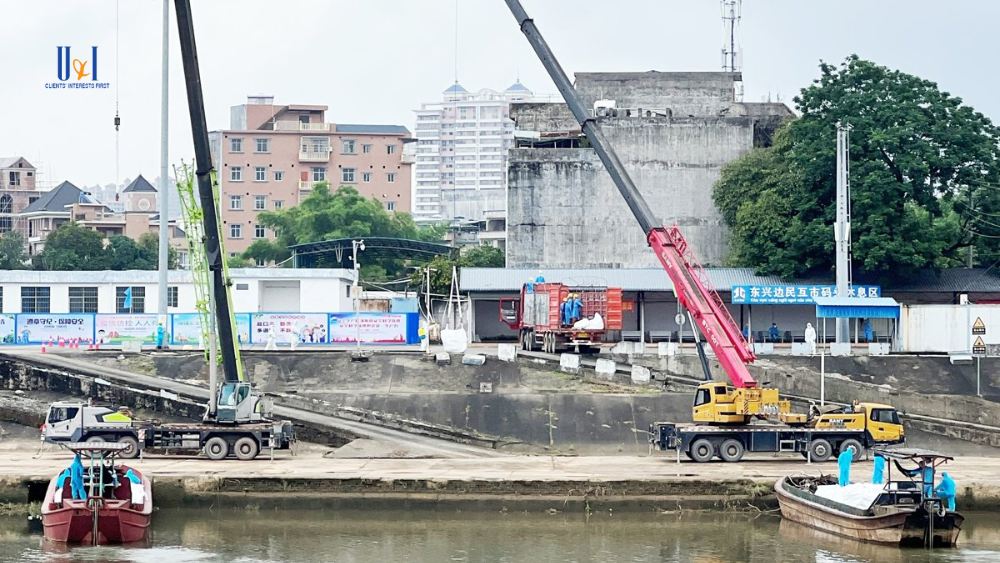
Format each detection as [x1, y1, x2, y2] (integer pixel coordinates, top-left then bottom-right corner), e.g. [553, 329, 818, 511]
[411, 245, 506, 296]
[107, 235, 154, 270]
[714, 55, 1000, 282]
[38, 222, 110, 271]
[227, 255, 252, 268]
[137, 232, 179, 270]
[0, 231, 28, 270]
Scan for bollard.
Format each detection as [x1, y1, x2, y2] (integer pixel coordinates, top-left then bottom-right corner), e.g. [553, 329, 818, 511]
[41, 346, 46, 354]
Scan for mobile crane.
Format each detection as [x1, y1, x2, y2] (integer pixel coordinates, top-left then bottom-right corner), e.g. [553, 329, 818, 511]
[502, 0, 904, 461]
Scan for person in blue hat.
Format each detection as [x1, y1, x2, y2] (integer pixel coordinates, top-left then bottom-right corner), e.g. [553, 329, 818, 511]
[935, 472, 956, 511]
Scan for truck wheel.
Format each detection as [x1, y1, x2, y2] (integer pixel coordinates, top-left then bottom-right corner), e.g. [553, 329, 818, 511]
[809, 439, 833, 462]
[117, 436, 139, 459]
[234, 437, 260, 461]
[521, 331, 528, 351]
[689, 439, 715, 463]
[204, 437, 230, 460]
[719, 439, 745, 462]
[840, 439, 863, 462]
[526, 330, 535, 352]
[85, 435, 107, 444]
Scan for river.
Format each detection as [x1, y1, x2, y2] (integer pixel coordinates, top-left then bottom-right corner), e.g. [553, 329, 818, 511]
[1, 509, 998, 563]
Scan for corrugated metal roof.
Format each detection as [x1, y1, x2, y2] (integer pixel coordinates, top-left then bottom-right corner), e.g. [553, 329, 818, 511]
[334, 124, 410, 135]
[814, 297, 901, 319]
[873, 268, 1000, 293]
[813, 297, 900, 307]
[0, 268, 354, 283]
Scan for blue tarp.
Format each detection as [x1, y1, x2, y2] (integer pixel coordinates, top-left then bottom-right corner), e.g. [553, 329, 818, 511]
[813, 296, 900, 319]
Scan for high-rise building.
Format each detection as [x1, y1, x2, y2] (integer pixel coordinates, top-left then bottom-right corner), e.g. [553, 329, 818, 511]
[412, 82, 537, 226]
[210, 96, 413, 260]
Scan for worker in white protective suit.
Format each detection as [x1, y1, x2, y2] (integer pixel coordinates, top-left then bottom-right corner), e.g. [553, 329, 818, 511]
[804, 322, 817, 355]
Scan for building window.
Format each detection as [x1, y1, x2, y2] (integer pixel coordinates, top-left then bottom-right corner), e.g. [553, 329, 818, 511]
[254, 195, 267, 210]
[342, 168, 356, 183]
[230, 224, 243, 239]
[9, 171, 21, 186]
[116, 286, 145, 313]
[254, 167, 266, 182]
[255, 258, 266, 267]
[311, 167, 326, 182]
[229, 195, 243, 210]
[274, 171, 284, 181]
[387, 144, 397, 155]
[362, 172, 372, 183]
[342, 140, 356, 154]
[0, 287, 3, 312]
[0, 194, 12, 213]
[21, 287, 50, 313]
[254, 224, 265, 238]
[387, 173, 396, 183]
[167, 286, 178, 308]
[230, 166, 243, 182]
[274, 200, 284, 209]
[362, 144, 372, 154]
[255, 138, 270, 153]
[230, 138, 243, 153]
[68, 287, 98, 313]
[386, 201, 396, 211]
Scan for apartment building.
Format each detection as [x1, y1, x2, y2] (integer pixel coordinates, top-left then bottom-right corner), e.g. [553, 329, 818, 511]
[210, 96, 413, 258]
[0, 157, 41, 240]
[412, 82, 537, 225]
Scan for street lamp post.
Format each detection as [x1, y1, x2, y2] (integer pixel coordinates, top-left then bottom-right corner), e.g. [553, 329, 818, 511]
[351, 239, 366, 361]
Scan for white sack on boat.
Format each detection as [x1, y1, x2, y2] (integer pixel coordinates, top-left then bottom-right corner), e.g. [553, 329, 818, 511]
[814, 483, 885, 510]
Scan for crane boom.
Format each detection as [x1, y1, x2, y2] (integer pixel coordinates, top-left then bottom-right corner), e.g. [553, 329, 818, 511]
[503, 0, 758, 388]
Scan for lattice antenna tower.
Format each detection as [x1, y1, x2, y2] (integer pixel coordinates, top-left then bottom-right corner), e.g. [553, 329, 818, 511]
[721, 0, 744, 101]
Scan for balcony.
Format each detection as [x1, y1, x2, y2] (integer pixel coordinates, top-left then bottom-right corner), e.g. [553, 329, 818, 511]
[299, 150, 330, 162]
[274, 121, 330, 132]
[299, 180, 315, 191]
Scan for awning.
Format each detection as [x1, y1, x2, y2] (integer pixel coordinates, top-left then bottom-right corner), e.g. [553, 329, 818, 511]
[813, 296, 900, 319]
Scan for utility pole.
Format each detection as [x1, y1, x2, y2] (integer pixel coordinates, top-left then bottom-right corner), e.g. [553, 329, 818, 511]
[968, 189, 975, 268]
[835, 122, 853, 344]
[157, 0, 170, 338]
[721, 0, 743, 102]
[351, 239, 366, 361]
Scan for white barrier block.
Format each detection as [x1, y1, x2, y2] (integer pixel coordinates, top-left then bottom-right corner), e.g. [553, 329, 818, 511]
[497, 344, 518, 362]
[462, 354, 486, 366]
[831, 343, 851, 357]
[631, 364, 651, 384]
[868, 343, 890, 356]
[753, 343, 774, 355]
[657, 342, 676, 357]
[791, 343, 812, 356]
[595, 358, 617, 380]
[611, 341, 631, 355]
[435, 352, 452, 366]
[560, 353, 581, 374]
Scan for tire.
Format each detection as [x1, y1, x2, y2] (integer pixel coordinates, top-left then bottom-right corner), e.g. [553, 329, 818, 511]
[117, 436, 140, 459]
[85, 435, 106, 443]
[719, 438, 745, 463]
[526, 330, 535, 352]
[204, 436, 230, 461]
[233, 437, 260, 461]
[809, 438, 833, 462]
[840, 439, 864, 462]
[689, 439, 715, 463]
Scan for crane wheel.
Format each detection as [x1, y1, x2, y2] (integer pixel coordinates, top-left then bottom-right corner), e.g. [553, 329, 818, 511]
[689, 439, 715, 463]
[808, 438, 833, 462]
[840, 439, 864, 462]
[117, 436, 140, 459]
[234, 437, 260, 461]
[205, 436, 230, 460]
[719, 439, 745, 462]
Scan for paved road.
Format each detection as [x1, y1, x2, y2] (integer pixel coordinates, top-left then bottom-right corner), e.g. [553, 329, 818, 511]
[1, 350, 500, 459]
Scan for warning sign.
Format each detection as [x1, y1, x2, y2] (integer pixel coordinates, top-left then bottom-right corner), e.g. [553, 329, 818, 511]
[973, 317, 986, 335]
[973, 336, 987, 356]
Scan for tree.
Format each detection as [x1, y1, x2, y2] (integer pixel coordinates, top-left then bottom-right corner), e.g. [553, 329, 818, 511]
[241, 182, 446, 278]
[137, 232, 178, 270]
[714, 56, 1000, 282]
[411, 245, 506, 297]
[107, 235, 153, 270]
[0, 231, 28, 270]
[38, 222, 110, 271]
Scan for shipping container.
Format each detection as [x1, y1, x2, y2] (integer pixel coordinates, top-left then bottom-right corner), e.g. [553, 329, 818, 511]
[499, 283, 623, 353]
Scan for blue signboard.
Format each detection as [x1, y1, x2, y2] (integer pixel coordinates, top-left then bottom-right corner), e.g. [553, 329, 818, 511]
[731, 285, 881, 305]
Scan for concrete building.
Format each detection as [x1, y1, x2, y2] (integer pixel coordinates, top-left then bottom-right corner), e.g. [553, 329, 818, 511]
[507, 72, 793, 268]
[0, 157, 41, 241]
[412, 82, 540, 229]
[210, 96, 413, 259]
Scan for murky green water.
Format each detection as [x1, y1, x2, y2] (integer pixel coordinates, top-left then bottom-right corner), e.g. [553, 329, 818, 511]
[1, 509, 998, 563]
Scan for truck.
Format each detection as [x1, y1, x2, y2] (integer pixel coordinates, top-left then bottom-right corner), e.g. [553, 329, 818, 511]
[42, 399, 295, 460]
[501, 0, 906, 460]
[500, 283, 623, 353]
[650, 399, 905, 463]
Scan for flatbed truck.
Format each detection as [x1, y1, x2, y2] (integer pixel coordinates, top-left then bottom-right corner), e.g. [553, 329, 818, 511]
[500, 282, 623, 354]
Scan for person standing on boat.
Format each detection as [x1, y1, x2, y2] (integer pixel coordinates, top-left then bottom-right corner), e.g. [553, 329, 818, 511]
[837, 448, 853, 486]
[935, 472, 956, 511]
[872, 454, 886, 485]
[69, 454, 86, 500]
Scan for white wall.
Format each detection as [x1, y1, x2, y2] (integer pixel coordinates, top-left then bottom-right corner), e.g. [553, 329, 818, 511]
[903, 304, 1000, 353]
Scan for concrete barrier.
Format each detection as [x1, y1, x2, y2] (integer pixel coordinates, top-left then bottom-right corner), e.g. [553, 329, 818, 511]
[497, 344, 518, 362]
[869, 343, 890, 356]
[611, 341, 645, 356]
[595, 359, 617, 380]
[462, 354, 486, 366]
[753, 343, 774, 354]
[657, 342, 676, 357]
[791, 343, 812, 356]
[831, 343, 851, 357]
[435, 353, 451, 366]
[630, 364, 651, 384]
[560, 353, 581, 375]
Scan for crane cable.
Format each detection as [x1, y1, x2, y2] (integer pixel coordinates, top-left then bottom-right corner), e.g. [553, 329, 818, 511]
[114, 0, 121, 201]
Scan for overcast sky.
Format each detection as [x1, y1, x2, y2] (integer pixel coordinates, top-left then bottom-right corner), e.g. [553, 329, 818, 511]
[3, 0, 998, 188]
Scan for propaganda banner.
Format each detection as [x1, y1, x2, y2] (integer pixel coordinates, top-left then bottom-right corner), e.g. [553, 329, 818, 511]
[328, 313, 419, 344]
[95, 314, 159, 345]
[171, 313, 252, 347]
[251, 313, 329, 344]
[16, 314, 95, 344]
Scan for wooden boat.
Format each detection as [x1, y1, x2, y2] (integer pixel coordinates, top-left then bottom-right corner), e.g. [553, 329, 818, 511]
[41, 442, 152, 545]
[775, 448, 963, 548]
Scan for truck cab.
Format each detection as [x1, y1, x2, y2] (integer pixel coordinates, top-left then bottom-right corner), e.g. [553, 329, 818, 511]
[42, 402, 132, 443]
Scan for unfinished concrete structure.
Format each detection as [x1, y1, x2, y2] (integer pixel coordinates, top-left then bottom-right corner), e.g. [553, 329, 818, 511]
[507, 72, 792, 268]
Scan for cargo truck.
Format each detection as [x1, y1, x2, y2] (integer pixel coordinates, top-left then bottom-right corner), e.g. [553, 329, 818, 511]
[500, 282, 623, 353]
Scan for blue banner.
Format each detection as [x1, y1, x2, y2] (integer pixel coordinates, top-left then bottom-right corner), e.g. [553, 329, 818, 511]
[731, 285, 881, 305]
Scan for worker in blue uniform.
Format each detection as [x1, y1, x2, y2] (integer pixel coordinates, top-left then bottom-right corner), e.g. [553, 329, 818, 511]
[156, 322, 166, 350]
[570, 293, 582, 324]
[560, 296, 570, 326]
[935, 472, 956, 511]
[837, 448, 853, 486]
[872, 454, 886, 485]
[69, 454, 86, 500]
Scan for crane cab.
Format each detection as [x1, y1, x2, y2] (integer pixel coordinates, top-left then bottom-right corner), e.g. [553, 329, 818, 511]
[811, 401, 905, 444]
[215, 382, 269, 424]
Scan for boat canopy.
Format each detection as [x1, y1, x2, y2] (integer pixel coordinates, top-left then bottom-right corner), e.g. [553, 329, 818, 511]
[872, 448, 954, 463]
[59, 442, 131, 454]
